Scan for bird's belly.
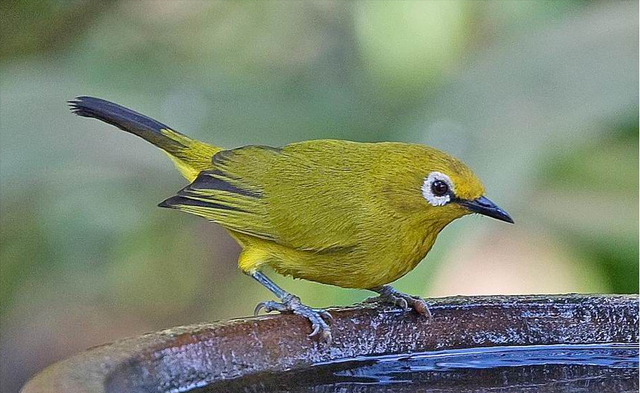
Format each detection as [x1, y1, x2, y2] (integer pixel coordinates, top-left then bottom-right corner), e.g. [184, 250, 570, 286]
[269, 241, 432, 289]
[231, 228, 439, 290]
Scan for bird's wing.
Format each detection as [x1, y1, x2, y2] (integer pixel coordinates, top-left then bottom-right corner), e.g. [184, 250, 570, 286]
[160, 142, 364, 252]
[159, 145, 279, 241]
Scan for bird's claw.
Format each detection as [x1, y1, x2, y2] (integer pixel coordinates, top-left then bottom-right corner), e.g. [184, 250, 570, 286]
[409, 296, 432, 318]
[254, 300, 287, 316]
[318, 309, 334, 324]
[366, 287, 432, 319]
[254, 295, 333, 343]
[395, 297, 410, 311]
[365, 294, 409, 311]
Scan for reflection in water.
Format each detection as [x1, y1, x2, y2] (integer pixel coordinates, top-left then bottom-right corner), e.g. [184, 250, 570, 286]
[193, 344, 639, 393]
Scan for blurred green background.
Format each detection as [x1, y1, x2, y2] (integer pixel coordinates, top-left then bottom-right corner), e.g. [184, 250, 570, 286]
[1, 0, 637, 391]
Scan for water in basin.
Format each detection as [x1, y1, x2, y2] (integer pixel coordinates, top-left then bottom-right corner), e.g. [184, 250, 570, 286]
[190, 343, 639, 393]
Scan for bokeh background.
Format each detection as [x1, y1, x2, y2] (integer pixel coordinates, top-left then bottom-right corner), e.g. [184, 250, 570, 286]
[1, 0, 637, 390]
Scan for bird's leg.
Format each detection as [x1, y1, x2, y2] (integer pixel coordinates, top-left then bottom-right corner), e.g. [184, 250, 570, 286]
[250, 271, 333, 343]
[366, 285, 432, 319]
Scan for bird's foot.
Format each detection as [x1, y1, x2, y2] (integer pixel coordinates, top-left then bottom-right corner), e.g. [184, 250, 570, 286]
[365, 286, 432, 319]
[254, 295, 333, 343]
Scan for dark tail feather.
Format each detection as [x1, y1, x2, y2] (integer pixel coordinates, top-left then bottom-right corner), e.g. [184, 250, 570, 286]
[69, 96, 186, 153]
[69, 96, 222, 181]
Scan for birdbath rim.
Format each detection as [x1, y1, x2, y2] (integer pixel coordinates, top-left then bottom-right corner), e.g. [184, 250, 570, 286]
[21, 294, 639, 393]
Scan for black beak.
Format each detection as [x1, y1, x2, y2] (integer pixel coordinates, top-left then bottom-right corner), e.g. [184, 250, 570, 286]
[458, 196, 514, 224]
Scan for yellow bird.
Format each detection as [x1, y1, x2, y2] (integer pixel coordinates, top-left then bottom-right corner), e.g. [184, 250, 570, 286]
[70, 96, 513, 342]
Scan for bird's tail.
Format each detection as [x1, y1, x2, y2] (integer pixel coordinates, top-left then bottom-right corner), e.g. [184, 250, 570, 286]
[69, 96, 221, 182]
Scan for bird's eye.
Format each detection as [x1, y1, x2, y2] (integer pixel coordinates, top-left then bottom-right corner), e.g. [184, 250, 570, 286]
[422, 172, 455, 206]
[431, 180, 449, 196]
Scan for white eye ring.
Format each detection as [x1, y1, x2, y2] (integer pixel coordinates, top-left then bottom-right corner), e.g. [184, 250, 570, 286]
[421, 172, 455, 207]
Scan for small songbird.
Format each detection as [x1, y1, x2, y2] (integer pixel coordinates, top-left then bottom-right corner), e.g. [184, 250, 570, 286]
[70, 96, 513, 342]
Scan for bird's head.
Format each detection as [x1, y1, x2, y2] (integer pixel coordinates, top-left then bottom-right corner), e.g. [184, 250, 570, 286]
[416, 147, 513, 226]
[383, 145, 513, 228]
